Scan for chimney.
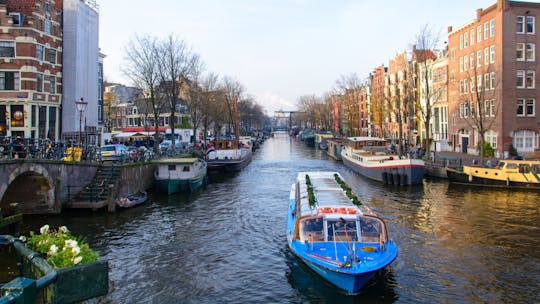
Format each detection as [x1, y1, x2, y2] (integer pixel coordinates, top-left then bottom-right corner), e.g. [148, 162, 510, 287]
[448, 26, 453, 33]
[476, 8, 483, 20]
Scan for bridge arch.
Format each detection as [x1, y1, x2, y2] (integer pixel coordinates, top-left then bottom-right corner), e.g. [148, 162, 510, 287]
[0, 163, 59, 214]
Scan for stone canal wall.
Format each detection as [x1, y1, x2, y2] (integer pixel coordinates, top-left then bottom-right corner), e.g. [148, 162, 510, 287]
[115, 163, 156, 198]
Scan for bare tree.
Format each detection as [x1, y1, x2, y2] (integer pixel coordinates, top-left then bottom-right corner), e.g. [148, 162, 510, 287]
[123, 34, 164, 153]
[186, 60, 206, 144]
[456, 64, 499, 163]
[156, 34, 200, 149]
[335, 74, 361, 136]
[413, 24, 443, 159]
[222, 76, 244, 137]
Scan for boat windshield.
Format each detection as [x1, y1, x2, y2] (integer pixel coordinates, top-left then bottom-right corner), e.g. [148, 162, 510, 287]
[299, 217, 324, 242]
[360, 216, 384, 243]
[327, 218, 358, 242]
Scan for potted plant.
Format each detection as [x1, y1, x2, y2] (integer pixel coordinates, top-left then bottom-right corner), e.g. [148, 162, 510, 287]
[20, 225, 108, 304]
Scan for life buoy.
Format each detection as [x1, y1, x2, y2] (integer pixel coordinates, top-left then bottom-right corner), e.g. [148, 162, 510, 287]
[318, 207, 336, 214]
[338, 207, 357, 214]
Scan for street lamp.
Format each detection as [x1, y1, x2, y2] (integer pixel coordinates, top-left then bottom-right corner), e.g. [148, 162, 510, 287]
[75, 97, 88, 145]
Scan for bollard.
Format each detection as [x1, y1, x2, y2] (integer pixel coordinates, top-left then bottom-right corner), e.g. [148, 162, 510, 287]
[107, 184, 116, 213]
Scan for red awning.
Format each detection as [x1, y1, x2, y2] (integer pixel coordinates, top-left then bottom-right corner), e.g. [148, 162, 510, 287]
[122, 127, 167, 132]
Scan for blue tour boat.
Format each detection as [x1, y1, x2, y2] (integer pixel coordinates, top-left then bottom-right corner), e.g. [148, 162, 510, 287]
[154, 158, 207, 194]
[287, 171, 398, 293]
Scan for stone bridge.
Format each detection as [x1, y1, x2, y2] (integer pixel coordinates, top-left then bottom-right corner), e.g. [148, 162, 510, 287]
[0, 160, 155, 214]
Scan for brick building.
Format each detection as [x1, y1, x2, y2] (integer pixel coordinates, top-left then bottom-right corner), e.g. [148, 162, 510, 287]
[447, 0, 540, 157]
[0, 0, 63, 139]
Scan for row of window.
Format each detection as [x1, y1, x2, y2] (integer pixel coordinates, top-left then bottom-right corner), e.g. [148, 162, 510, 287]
[517, 16, 535, 34]
[458, 100, 496, 118]
[459, 18, 495, 50]
[0, 41, 58, 65]
[0, 71, 56, 93]
[459, 45, 495, 72]
[466, 130, 537, 151]
[459, 73, 496, 94]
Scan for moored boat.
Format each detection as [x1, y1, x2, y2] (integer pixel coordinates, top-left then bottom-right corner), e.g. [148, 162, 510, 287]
[287, 171, 398, 294]
[341, 137, 425, 185]
[154, 157, 207, 194]
[315, 133, 333, 149]
[205, 139, 252, 172]
[446, 159, 540, 189]
[326, 138, 347, 161]
[116, 191, 148, 208]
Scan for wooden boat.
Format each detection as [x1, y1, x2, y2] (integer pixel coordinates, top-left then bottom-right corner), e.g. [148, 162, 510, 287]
[154, 158, 207, 194]
[287, 172, 398, 294]
[205, 139, 252, 172]
[446, 159, 540, 189]
[116, 191, 147, 208]
[341, 137, 425, 185]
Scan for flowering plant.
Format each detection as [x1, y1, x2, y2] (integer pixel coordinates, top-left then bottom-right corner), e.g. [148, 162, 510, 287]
[22, 225, 99, 269]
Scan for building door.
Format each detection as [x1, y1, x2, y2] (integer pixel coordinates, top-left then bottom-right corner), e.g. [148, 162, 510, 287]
[461, 136, 469, 153]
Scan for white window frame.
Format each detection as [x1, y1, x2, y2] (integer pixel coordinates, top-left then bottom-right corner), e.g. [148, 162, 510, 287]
[517, 70, 525, 88]
[484, 48, 489, 65]
[477, 25, 482, 42]
[526, 98, 535, 116]
[464, 32, 469, 48]
[517, 99, 525, 116]
[490, 45, 495, 63]
[36, 44, 44, 61]
[49, 75, 55, 93]
[490, 19, 496, 37]
[486, 130, 498, 149]
[459, 56, 463, 72]
[484, 22, 490, 40]
[470, 29, 475, 46]
[484, 73, 490, 89]
[470, 53, 475, 69]
[459, 34, 463, 50]
[0, 41, 15, 58]
[526, 16, 535, 34]
[477, 75, 482, 92]
[0, 70, 20, 90]
[517, 43, 525, 61]
[526, 43, 535, 61]
[526, 70, 535, 88]
[517, 16, 525, 34]
[490, 72, 495, 90]
[36, 73, 43, 92]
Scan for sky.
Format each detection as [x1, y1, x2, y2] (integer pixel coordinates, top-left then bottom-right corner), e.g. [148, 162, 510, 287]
[98, 0, 533, 115]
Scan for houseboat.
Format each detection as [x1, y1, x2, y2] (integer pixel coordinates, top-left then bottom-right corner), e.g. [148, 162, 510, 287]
[154, 158, 207, 194]
[205, 139, 252, 172]
[326, 138, 348, 161]
[287, 171, 398, 293]
[341, 137, 425, 185]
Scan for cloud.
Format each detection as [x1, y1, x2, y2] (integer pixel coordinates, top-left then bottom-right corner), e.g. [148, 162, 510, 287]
[255, 92, 295, 115]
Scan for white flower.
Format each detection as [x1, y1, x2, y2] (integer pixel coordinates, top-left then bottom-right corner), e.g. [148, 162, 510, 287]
[40, 225, 50, 235]
[59, 226, 69, 234]
[64, 240, 78, 248]
[48, 245, 58, 255]
[73, 256, 83, 265]
[18, 236, 26, 242]
[72, 246, 80, 255]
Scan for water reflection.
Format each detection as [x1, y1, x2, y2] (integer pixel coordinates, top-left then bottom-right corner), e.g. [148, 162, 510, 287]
[0, 133, 538, 303]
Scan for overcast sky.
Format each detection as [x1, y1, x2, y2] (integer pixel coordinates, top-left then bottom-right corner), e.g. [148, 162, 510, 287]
[98, 0, 536, 115]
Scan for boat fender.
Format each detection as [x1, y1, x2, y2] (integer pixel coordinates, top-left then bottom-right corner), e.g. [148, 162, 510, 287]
[388, 156, 394, 160]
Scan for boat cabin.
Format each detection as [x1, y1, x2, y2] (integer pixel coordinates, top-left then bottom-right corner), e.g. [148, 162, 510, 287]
[293, 172, 387, 245]
[347, 137, 387, 153]
[209, 139, 238, 150]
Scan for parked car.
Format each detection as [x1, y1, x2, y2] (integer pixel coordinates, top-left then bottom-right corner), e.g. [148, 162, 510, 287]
[100, 144, 128, 162]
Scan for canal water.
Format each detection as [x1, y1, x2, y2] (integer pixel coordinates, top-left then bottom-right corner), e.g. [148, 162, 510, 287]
[2, 132, 539, 303]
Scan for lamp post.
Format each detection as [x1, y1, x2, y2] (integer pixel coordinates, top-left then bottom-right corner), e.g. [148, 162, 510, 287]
[75, 98, 88, 146]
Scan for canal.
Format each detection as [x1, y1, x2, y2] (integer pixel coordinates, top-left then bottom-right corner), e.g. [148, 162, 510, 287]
[2, 131, 539, 303]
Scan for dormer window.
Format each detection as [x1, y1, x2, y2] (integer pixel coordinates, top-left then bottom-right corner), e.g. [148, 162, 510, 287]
[9, 13, 23, 26]
[132, 106, 138, 115]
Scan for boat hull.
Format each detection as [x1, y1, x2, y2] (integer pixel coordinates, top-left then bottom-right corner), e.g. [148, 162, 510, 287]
[207, 152, 252, 172]
[446, 168, 540, 189]
[154, 175, 207, 195]
[342, 153, 425, 185]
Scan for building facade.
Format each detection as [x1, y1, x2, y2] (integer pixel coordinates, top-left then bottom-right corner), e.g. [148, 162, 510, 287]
[61, 0, 99, 142]
[447, 0, 540, 157]
[0, 0, 63, 140]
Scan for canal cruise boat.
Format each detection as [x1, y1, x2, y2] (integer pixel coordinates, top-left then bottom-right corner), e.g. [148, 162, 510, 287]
[446, 159, 540, 189]
[287, 171, 398, 294]
[341, 137, 425, 185]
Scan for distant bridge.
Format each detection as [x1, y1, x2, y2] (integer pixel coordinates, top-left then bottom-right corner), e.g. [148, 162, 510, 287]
[0, 160, 154, 214]
[274, 110, 302, 130]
